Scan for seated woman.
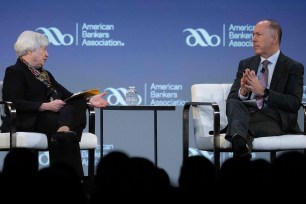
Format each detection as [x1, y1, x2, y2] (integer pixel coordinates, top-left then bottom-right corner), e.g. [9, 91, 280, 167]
[1, 30, 109, 176]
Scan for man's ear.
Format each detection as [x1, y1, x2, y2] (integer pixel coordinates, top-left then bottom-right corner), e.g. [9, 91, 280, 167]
[271, 33, 278, 43]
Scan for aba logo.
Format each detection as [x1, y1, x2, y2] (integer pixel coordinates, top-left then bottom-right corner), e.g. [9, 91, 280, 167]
[36, 27, 74, 46]
[104, 87, 142, 105]
[183, 28, 221, 47]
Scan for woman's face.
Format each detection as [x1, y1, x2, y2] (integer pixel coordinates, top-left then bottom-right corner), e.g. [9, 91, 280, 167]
[28, 46, 48, 67]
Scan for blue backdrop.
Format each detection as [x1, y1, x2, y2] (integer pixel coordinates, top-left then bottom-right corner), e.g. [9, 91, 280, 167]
[1, 0, 306, 184]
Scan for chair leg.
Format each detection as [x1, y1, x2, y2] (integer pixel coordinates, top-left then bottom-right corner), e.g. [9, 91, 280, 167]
[32, 150, 39, 158]
[302, 149, 306, 157]
[270, 151, 276, 163]
[88, 149, 95, 176]
[214, 150, 221, 172]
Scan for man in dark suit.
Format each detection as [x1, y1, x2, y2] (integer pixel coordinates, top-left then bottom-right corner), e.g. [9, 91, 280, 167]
[225, 19, 304, 159]
[1, 30, 109, 176]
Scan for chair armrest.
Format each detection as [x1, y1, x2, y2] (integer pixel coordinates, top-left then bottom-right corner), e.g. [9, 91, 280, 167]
[86, 102, 96, 134]
[182, 101, 220, 161]
[301, 103, 306, 133]
[0, 101, 17, 147]
[0, 101, 96, 147]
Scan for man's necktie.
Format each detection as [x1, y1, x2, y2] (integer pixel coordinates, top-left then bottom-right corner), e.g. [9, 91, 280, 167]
[256, 60, 270, 109]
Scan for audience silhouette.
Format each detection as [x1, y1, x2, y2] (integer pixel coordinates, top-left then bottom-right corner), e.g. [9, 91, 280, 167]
[90, 151, 175, 203]
[271, 151, 306, 201]
[125, 157, 170, 193]
[89, 151, 130, 203]
[1, 148, 38, 202]
[34, 161, 87, 204]
[178, 155, 216, 197]
[1, 149, 306, 202]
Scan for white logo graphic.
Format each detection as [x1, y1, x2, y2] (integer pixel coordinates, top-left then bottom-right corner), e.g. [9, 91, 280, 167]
[36, 27, 74, 46]
[105, 87, 142, 105]
[184, 28, 221, 47]
[39, 151, 49, 166]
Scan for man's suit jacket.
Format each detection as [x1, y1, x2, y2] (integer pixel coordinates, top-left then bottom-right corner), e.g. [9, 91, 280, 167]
[1, 58, 73, 132]
[227, 52, 304, 133]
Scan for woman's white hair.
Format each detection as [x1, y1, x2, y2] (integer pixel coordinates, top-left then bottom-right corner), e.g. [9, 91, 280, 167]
[14, 30, 49, 57]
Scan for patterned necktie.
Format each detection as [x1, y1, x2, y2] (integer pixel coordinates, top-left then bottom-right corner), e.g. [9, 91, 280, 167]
[256, 60, 270, 109]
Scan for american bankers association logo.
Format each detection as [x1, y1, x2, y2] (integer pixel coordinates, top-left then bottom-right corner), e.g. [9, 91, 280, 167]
[36, 23, 125, 47]
[183, 28, 221, 47]
[104, 87, 142, 105]
[36, 27, 74, 46]
[184, 24, 254, 48]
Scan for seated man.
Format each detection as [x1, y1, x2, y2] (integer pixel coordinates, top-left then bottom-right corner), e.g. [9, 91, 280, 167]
[225, 19, 304, 159]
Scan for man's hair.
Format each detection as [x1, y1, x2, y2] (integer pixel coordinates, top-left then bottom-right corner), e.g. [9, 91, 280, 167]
[266, 19, 282, 45]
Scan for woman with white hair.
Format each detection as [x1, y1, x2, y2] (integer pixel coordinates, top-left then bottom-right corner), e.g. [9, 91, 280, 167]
[1, 30, 109, 176]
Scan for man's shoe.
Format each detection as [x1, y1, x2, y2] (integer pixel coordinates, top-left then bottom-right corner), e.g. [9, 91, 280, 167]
[232, 134, 252, 160]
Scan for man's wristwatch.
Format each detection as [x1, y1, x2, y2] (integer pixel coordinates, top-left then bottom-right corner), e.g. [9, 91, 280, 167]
[263, 88, 269, 100]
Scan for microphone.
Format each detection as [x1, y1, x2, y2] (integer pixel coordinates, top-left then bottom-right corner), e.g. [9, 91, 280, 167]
[261, 67, 265, 73]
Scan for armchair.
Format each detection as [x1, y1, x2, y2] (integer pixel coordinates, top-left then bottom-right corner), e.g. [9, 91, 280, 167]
[0, 81, 98, 176]
[183, 84, 306, 171]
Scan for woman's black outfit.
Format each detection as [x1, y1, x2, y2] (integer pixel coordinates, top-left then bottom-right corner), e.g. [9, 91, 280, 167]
[1, 58, 87, 176]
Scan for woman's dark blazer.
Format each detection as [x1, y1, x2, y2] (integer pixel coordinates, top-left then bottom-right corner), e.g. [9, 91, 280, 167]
[1, 58, 73, 132]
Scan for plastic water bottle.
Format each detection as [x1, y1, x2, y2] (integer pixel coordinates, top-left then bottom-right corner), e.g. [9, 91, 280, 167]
[125, 86, 138, 106]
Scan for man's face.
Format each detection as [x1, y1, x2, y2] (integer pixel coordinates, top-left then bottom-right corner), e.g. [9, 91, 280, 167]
[252, 21, 276, 58]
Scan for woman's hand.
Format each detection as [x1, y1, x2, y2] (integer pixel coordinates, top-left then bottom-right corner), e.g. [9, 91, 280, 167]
[89, 92, 109, 108]
[39, 99, 66, 112]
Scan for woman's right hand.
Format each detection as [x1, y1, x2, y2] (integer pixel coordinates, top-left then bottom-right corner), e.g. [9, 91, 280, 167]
[39, 99, 66, 112]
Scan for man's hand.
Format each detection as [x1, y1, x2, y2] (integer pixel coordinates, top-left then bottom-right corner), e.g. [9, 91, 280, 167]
[245, 70, 265, 96]
[240, 69, 251, 96]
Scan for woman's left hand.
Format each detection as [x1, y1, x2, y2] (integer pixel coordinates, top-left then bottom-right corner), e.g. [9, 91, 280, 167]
[89, 92, 109, 108]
